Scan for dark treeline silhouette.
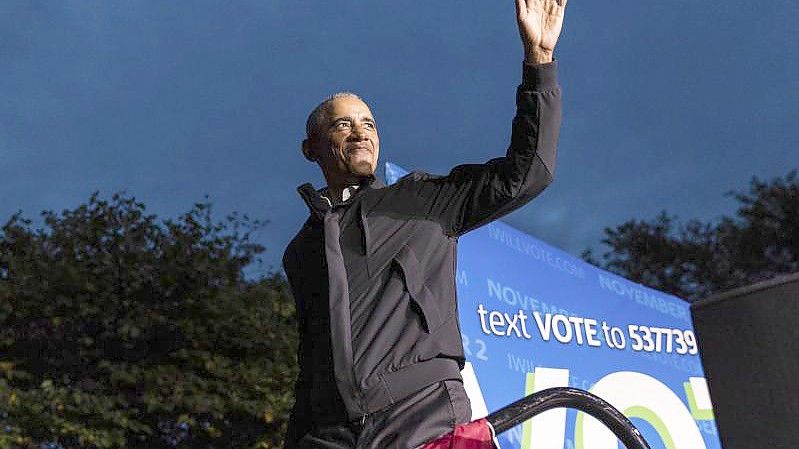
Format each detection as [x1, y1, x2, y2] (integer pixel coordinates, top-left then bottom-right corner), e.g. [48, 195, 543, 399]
[0, 193, 297, 449]
[584, 171, 799, 302]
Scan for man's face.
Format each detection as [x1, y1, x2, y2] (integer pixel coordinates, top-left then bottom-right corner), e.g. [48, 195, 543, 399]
[312, 96, 380, 180]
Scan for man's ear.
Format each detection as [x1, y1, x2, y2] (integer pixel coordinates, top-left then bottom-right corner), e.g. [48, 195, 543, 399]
[302, 138, 317, 162]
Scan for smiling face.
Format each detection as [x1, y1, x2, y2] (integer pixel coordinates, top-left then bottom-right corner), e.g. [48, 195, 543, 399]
[304, 95, 380, 185]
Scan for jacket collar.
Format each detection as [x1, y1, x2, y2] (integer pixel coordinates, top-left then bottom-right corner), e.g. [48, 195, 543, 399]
[297, 174, 385, 220]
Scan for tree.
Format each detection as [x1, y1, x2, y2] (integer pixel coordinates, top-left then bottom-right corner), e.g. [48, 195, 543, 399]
[583, 171, 799, 302]
[0, 193, 298, 448]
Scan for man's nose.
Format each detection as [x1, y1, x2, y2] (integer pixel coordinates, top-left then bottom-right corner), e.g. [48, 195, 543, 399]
[350, 124, 368, 140]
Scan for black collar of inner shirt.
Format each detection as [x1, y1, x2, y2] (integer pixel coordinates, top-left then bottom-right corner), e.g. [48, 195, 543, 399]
[297, 174, 385, 220]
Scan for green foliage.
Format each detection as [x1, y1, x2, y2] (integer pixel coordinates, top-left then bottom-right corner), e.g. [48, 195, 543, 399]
[0, 193, 298, 448]
[584, 171, 799, 301]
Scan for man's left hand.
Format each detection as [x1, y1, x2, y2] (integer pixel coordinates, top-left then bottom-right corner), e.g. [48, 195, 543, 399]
[515, 0, 568, 64]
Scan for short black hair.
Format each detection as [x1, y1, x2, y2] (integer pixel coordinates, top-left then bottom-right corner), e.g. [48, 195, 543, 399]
[305, 92, 364, 139]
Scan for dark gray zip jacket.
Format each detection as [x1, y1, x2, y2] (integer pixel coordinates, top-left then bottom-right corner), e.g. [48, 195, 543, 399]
[282, 61, 561, 438]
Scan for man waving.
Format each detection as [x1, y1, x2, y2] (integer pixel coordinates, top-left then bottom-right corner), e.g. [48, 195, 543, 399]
[282, 1, 568, 448]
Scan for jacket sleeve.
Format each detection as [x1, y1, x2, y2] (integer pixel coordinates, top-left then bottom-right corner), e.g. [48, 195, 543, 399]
[281, 245, 312, 441]
[403, 60, 561, 237]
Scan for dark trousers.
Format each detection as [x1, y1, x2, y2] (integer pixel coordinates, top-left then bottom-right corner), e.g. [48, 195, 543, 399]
[284, 379, 472, 449]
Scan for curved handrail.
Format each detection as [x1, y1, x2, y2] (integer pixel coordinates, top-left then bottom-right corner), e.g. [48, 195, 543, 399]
[485, 387, 651, 449]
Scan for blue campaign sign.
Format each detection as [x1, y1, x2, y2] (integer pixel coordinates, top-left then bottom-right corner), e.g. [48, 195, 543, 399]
[385, 162, 722, 449]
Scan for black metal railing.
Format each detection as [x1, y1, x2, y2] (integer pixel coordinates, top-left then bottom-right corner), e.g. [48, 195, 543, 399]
[485, 387, 651, 449]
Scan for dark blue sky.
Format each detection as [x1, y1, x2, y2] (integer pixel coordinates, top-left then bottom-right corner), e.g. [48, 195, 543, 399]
[2, 1, 797, 275]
